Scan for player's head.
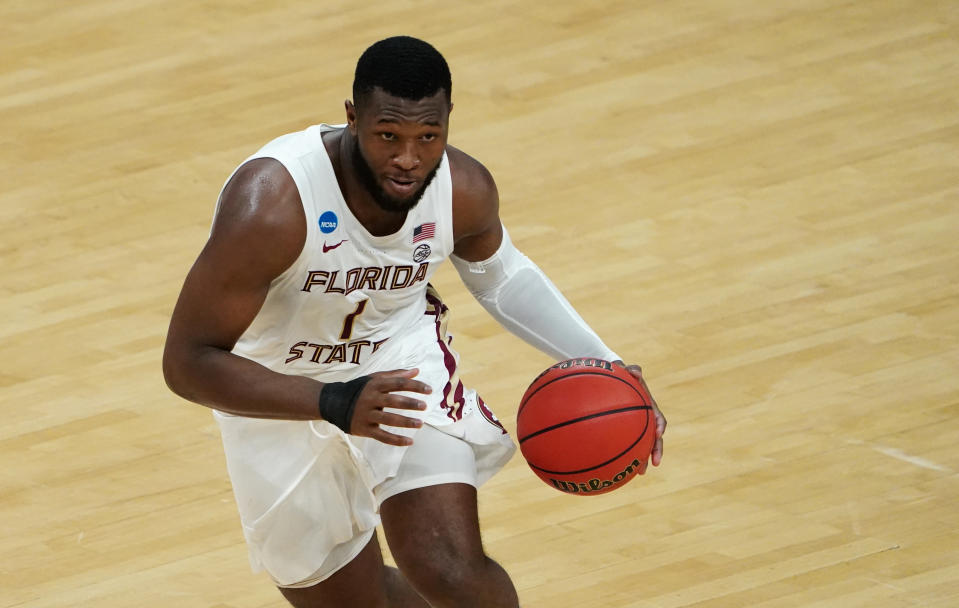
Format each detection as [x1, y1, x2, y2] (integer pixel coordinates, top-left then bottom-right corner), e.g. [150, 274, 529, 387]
[352, 36, 452, 111]
[347, 36, 452, 214]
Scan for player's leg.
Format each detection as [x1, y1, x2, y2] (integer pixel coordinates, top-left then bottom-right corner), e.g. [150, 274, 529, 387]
[380, 482, 519, 608]
[277, 532, 428, 608]
[376, 424, 519, 608]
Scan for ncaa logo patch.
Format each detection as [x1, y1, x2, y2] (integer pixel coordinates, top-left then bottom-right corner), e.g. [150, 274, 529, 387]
[319, 211, 338, 234]
[413, 243, 431, 262]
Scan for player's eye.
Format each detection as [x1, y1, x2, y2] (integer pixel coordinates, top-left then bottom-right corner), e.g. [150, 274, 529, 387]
[380, 132, 396, 141]
[421, 133, 437, 142]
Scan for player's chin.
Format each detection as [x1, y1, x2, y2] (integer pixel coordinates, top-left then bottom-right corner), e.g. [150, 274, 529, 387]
[373, 190, 419, 214]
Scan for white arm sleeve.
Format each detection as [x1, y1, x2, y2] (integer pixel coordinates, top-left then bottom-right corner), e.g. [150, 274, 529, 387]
[450, 226, 620, 362]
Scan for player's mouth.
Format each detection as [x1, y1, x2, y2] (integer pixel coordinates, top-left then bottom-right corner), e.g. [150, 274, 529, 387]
[385, 176, 418, 196]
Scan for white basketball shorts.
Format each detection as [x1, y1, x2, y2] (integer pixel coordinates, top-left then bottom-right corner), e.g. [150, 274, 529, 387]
[212, 292, 516, 587]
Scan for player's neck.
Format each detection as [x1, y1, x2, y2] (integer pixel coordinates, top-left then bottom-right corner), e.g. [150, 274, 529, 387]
[326, 128, 408, 237]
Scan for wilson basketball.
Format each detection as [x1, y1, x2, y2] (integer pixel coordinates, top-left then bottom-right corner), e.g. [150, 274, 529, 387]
[517, 358, 656, 495]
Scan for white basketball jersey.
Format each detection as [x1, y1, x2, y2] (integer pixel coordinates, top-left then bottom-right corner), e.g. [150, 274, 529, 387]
[224, 124, 454, 380]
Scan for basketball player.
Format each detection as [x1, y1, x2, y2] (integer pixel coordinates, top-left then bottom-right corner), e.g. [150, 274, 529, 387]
[163, 36, 665, 608]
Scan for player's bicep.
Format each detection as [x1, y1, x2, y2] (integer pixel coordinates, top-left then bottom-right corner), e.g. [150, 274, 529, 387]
[166, 159, 304, 353]
[453, 220, 503, 263]
[449, 146, 503, 262]
[168, 241, 273, 353]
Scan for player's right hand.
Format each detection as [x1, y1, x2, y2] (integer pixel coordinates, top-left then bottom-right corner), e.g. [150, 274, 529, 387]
[349, 369, 432, 446]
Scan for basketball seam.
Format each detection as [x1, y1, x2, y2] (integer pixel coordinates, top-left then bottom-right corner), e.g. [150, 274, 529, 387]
[517, 405, 651, 444]
[518, 371, 648, 416]
[525, 410, 653, 476]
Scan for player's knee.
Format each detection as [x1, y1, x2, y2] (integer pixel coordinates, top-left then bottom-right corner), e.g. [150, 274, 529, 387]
[401, 552, 491, 606]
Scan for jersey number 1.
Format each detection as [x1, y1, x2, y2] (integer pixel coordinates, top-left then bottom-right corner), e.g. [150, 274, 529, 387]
[340, 299, 367, 340]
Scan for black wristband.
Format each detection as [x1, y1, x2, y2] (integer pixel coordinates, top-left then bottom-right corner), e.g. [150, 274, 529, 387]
[318, 376, 372, 433]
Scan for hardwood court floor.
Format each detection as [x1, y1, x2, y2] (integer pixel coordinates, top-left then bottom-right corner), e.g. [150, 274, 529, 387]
[2, 1, 957, 606]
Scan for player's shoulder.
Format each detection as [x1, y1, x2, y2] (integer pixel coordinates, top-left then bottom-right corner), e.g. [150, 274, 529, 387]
[216, 157, 303, 232]
[210, 157, 306, 270]
[447, 145, 499, 237]
[446, 145, 496, 195]
[447, 144, 497, 206]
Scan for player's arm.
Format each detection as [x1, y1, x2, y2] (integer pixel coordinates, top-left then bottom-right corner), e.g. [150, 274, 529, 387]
[448, 147, 665, 465]
[162, 158, 427, 444]
[449, 146, 620, 362]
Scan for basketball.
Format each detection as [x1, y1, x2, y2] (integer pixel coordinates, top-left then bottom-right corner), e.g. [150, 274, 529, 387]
[517, 358, 656, 495]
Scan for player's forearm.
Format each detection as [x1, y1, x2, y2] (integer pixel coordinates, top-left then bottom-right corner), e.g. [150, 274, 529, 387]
[163, 344, 323, 420]
[451, 226, 619, 362]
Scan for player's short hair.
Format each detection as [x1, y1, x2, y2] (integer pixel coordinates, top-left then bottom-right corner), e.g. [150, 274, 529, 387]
[353, 36, 452, 108]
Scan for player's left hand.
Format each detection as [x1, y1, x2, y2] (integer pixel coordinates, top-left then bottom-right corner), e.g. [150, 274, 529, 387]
[614, 361, 666, 471]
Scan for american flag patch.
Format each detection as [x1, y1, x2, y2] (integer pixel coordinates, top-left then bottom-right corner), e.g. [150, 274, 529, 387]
[413, 222, 436, 243]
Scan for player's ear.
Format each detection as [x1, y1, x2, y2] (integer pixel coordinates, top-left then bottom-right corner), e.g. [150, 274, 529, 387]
[345, 100, 357, 134]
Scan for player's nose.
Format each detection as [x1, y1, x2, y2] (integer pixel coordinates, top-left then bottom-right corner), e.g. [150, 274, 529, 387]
[392, 141, 420, 171]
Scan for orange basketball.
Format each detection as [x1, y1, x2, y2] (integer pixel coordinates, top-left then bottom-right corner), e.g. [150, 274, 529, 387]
[517, 358, 656, 495]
